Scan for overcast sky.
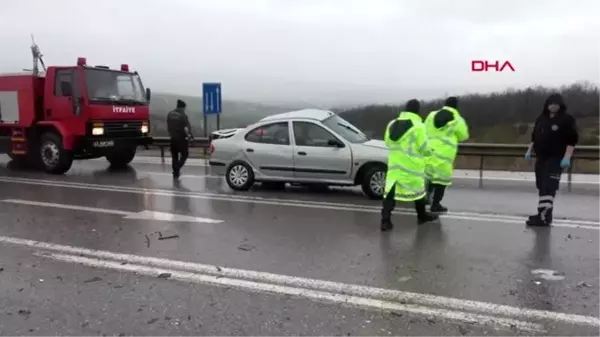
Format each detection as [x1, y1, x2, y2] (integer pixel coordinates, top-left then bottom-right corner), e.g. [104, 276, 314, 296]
[0, 0, 598, 106]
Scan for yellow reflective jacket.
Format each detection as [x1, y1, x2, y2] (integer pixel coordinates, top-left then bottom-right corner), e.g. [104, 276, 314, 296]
[383, 111, 429, 201]
[424, 106, 469, 186]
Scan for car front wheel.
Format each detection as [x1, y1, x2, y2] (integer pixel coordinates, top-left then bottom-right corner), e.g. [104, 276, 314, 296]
[225, 161, 255, 191]
[361, 166, 386, 200]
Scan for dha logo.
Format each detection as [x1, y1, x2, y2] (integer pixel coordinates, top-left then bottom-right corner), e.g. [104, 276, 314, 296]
[113, 106, 135, 113]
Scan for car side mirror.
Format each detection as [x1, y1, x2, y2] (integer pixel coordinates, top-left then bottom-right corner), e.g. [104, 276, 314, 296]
[146, 87, 151, 101]
[328, 139, 345, 148]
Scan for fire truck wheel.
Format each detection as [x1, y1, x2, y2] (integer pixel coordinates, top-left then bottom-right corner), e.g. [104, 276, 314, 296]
[106, 147, 136, 168]
[39, 132, 73, 174]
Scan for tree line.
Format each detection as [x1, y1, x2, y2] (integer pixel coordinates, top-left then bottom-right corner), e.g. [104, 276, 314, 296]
[339, 82, 599, 145]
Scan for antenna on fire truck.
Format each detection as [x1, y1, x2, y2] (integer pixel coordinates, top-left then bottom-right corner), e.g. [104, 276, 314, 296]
[30, 34, 46, 77]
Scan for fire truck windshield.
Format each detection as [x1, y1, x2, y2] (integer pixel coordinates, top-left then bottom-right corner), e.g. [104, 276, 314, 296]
[84, 68, 147, 105]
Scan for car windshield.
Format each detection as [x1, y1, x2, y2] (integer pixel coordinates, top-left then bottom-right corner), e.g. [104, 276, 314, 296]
[321, 114, 369, 143]
[84, 68, 147, 105]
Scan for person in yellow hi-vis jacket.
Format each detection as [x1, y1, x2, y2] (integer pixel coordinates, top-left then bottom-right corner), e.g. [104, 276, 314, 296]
[424, 97, 470, 213]
[380, 99, 439, 231]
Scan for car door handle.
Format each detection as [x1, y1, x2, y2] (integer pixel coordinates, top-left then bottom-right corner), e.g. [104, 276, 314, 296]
[246, 148, 254, 152]
[297, 151, 307, 156]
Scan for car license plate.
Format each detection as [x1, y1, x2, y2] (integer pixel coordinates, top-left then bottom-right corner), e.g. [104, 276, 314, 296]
[93, 140, 115, 148]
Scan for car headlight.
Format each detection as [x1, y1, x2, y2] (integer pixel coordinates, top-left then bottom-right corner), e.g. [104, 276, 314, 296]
[92, 127, 104, 136]
[141, 125, 149, 134]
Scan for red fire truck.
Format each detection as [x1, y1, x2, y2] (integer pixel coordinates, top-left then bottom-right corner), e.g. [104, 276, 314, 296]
[0, 38, 152, 174]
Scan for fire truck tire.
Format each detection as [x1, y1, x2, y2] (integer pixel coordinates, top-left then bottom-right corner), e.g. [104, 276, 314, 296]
[106, 147, 136, 168]
[39, 132, 73, 174]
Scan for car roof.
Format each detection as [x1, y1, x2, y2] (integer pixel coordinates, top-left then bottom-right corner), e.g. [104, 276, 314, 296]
[259, 109, 336, 122]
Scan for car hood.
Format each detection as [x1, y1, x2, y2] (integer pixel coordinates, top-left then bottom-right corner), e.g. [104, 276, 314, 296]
[360, 139, 387, 150]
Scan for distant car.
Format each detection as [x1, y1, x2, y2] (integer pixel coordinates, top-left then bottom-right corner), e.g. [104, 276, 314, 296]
[208, 109, 389, 199]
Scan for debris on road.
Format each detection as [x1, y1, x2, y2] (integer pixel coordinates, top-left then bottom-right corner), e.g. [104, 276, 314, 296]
[531, 268, 566, 281]
[157, 273, 172, 279]
[18, 309, 31, 317]
[158, 232, 179, 241]
[238, 243, 255, 251]
[84, 276, 103, 283]
[577, 281, 592, 288]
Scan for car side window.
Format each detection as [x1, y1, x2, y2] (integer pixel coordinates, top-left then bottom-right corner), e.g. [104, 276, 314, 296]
[293, 121, 339, 147]
[244, 122, 290, 145]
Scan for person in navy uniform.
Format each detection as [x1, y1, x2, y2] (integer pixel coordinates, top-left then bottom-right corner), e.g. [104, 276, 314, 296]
[167, 99, 194, 178]
[525, 93, 578, 227]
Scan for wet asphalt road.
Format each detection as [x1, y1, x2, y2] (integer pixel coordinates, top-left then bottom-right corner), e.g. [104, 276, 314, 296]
[0, 155, 598, 336]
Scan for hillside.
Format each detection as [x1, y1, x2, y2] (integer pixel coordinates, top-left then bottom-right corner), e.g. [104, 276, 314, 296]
[338, 82, 600, 145]
[149, 93, 297, 137]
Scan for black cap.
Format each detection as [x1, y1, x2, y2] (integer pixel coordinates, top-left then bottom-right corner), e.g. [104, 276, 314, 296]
[176, 99, 187, 109]
[545, 93, 564, 106]
[445, 96, 458, 108]
[405, 99, 421, 113]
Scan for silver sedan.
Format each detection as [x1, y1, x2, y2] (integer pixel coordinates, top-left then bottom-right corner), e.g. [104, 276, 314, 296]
[208, 109, 389, 199]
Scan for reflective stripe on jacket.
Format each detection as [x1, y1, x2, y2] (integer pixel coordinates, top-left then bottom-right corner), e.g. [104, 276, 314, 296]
[424, 106, 469, 186]
[383, 111, 429, 202]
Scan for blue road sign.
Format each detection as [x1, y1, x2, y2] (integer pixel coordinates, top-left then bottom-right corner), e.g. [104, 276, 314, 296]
[202, 82, 222, 115]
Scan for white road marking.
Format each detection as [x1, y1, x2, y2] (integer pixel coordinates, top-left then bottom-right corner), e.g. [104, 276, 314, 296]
[0, 176, 597, 229]
[0, 235, 595, 330]
[36, 251, 546, 333]
[1, 199, 223, 224]
[141, 171, 220, 179]
[107, 156, 208, 167]
[10, 154, 598, 185]
[127, 156, 600, 185]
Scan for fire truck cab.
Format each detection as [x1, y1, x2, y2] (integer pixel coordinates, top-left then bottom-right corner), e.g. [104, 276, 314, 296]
[0, 43, 152, 174]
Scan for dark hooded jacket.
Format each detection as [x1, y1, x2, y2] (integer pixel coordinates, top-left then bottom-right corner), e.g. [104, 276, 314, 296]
[531, 93, 578, 159]
[167, 99, 192, 140]
[388, 99, 421, 141]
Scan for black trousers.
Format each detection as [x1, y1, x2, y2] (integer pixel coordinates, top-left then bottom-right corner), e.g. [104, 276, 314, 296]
[426, 181, 446, 205]
[381, 183, 427, 221]
[534, 157, 562, 224]
[170, 137, 189, 175]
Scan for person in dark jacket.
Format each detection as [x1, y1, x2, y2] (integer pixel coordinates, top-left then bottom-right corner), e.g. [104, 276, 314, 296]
[167, 99, 194, 178]
[525, 93, 578, 226]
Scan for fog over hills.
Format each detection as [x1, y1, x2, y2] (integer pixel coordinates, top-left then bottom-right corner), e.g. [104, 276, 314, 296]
[149, 92, 300, 137]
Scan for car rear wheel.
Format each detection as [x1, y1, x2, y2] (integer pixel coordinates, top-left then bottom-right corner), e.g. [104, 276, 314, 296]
[361, 166, 386, 200]
[226, 161, 255, 191]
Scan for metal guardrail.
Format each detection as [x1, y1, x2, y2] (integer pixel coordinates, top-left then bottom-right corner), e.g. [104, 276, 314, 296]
[148, 137, 599, 191]
[457, 143, 599, 191]
[151, 137, 212, 160]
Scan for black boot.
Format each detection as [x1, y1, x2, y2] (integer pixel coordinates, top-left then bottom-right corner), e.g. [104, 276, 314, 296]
[381, 218, 394, 232]
[418, 212, 439, 225]
[414, 197, 439, 225]
[430, 184, 448, 213]
[430, 203, 448, 213]
[526, 215, 550, 227]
